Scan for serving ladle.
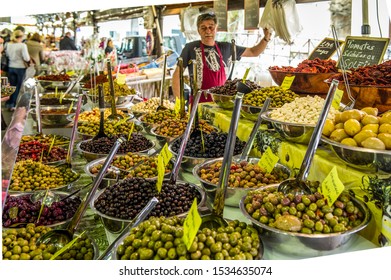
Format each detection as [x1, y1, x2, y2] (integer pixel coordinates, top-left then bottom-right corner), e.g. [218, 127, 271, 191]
[200, 89, 245, 229]
[36, 137, 126, 250]
[92, 84, 108, 140]
[156, 53, 168, 112]
[239, 97, 271, 161]
[106, 60, 123, 121]
[277, 79, 339, 195]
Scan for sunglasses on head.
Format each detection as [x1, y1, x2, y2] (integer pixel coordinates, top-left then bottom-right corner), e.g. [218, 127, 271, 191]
[197, 12, 217, 25]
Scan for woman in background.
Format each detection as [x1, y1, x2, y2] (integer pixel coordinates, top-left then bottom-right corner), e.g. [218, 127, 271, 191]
[5, 30, 30, 110]
[104, 38, 118, 67]
[26, 32, 44, 73]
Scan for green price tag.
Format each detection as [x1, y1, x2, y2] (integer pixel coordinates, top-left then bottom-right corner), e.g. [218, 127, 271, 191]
[68, 101, 74, 114]
[160, 143, 173, 166]
[258, 147, 279, 173]
[182, 198, 201, 250]
[187, 104, 192, 121]
[320, 166, 345, 206]
[116, 73, 127, 85]
[332, 89, 344, 110]
[281, 75, 295, 90]
[156, 155, 165, 193]
[50, 231, 86, 260]
[174, 97, 181, 115]
[127, 122, 135, 141]
[66, 70, 75, 76]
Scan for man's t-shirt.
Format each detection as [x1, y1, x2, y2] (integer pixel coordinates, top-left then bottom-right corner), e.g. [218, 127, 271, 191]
[180, 40, 246, 89]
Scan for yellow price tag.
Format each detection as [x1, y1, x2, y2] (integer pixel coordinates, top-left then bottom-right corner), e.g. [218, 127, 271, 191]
[160, 143, 173, 166]
[174, 97, 181, 115]
[258, 147, 279, 174]
[182, 198, 201, 250]
[116, 73, 127, 85]
[66, 70, 75, 76]
[280, 75, 295, 90]
[127, 122, 135, 141]
[50, 231, 86, 260]
[156, 155, 165, 193]
[320, 166, 345, 206]
[332, 89, 344, 110]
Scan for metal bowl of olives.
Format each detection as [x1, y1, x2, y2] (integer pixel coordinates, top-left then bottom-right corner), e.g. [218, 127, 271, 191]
[90, 178, 206, 235]
[36, 79, 72, 90]
[84, 155, 173, 189]
[32, 92, 79, 106]
[240, 185, 371, 252]
[76, 120, 143, 140]
[193, 157, 291, 207]
[76, 138, 156, 162]
[30, 106, 76, 126]
[2, 191, 82, 229]
[110, 216, 264, 260]
[20, 134, 70, 147]
[321, 136, 391, 173]
[86, 93, 134, 107]
[2, 224, 99, 260]
[210, 92, 235, 109]
[261, 110, 315, 144]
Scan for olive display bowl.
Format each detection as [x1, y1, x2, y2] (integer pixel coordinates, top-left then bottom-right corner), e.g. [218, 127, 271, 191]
[2, 191, 81, 229]
[1, 85, 16, 97]
[84, 155, 173, 189]
[76, 123, 144, 141]
[261, 110, 315, 145]
[20, 134, 70, 148]
[85, 93, 135, 107]
[149, 126, 177, 146]
[31, 92, 79, 106]
[66, 111, 134, 125]
[192, 157, 292, 207]
[36, 79, 73, 90]
[268, 69, 335, 96]
[209, 92, 235, 109]
[8, 168, 80, 194]
[109, 218, 265, 260]
[76, 138, 156, 162]
[239, 185, 371, 252]
[89, 180, 206, 235]
[137, 115, 159, 134]
[30, 106, 76, 126]
[321, 136, 391, 173]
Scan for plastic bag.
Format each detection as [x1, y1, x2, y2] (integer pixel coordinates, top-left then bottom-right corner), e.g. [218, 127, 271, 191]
[259, 0, 302, 44]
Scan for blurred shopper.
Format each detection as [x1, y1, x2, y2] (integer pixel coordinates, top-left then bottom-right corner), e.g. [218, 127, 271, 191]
[4, 30, 30, 110]
[26, 32, 44, 72]
[105, 38, 117, 67]
[59, 31, 77, 51]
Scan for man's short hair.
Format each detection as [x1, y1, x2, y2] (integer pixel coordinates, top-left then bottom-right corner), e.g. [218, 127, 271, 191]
[197, 12, 217, 27]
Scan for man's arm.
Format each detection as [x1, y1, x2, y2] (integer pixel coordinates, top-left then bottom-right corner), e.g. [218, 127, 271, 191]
[171, 66, 181, 99]
[241, 28, 272, 57]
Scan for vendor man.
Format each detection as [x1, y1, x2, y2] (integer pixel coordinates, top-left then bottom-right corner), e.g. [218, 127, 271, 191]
[172, 12, 272, 103]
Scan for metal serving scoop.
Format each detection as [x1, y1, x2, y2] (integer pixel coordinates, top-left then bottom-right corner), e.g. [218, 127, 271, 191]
[239, 97, 271, 162]
[156, 53, 168, 112]
[200, 90, 244, 229]
[277, 79, 339, 195]
[106, 60, 123, 121]
[36, 137, 125, 250]
[92, 84, 108, 140]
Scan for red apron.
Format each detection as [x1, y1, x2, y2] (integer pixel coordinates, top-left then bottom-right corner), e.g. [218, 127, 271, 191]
[199, 42, 227, 103]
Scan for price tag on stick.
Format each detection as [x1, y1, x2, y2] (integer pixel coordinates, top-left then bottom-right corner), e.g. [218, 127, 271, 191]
[258, 147, 279, 173]
[281, 75, 295, 90]
[332, 89, 344, 110]
[156, 155, 165, 193]
[182, 198, 201, 250]
[320, 166, 345, 206]
[160, 143, 173, 166]
[174, 97, 181, 116]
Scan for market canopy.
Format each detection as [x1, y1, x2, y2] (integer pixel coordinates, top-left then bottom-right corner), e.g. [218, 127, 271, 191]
[0, 0, 213, 17]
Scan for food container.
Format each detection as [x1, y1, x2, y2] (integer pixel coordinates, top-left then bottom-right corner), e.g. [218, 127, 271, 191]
[210, 92, 235, 109]
[269, 69, 335, 96]
[34, 92, 79, 106]
[36, 79, 72, 90]
[333, 83, 391, 113]
[2, 191, 82, 229]
[321, 136, 391, 173]
[76, 138, 155, 162]
[20, 134, 70, 147]
[193, 157, 291, 207]
[240, 185, 371, 252]
[30, 106, 76, 126]
[90, 179, 206, 235]
[76, 121, 143, 140]
[110, 217, 264, 260]
[261, 110, 315, 144]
